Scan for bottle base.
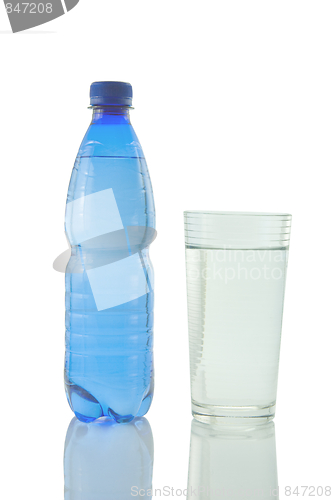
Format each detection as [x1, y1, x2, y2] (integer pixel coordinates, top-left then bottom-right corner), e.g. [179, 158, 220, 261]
[65, 380, 153, 423]
[192, 401, 276, 425]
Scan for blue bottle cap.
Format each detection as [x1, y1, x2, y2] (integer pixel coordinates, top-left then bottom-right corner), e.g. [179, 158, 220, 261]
[90, 82, 133, 106]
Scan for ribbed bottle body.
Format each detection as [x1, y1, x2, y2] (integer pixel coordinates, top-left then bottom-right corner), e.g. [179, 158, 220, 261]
[65, 110, 155, 422]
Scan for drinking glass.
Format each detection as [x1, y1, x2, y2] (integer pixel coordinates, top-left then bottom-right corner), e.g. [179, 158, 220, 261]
[184, 211, 292, 423]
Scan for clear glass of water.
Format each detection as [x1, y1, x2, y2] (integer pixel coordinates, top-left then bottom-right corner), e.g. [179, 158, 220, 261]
[184, 211, 292, 423]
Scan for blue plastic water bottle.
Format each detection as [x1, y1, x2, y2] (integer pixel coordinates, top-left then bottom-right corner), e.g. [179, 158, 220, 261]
[64, 82, 156, 423]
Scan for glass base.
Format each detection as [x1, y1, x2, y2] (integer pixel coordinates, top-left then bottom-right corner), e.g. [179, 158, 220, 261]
[192, 401, 276, 425]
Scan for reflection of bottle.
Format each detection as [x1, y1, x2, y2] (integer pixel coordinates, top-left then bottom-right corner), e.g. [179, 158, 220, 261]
[187, 420, 278, 500]
[64, 417, 154, 500]
[64, 82, 156, 423]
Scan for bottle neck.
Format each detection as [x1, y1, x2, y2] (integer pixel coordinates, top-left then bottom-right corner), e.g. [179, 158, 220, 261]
[91, 106, 131, 124]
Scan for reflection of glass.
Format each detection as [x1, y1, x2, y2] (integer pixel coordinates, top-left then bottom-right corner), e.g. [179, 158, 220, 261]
[187, 420, 278, 500]
[64, 417, 153, 499]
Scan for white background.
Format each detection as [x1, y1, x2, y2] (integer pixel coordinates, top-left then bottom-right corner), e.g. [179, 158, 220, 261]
[1, 1, 332, 498]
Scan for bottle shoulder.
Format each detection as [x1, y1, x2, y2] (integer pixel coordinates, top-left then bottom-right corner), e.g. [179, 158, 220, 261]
[66, 125, 156, 235]
[78, 122, 145, 158]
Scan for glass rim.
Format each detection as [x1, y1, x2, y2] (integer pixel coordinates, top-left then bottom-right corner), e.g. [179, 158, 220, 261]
[184, 210, 291, 217]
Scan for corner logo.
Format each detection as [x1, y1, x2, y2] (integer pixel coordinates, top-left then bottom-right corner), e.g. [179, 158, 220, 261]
[3, 0, 80, 33]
